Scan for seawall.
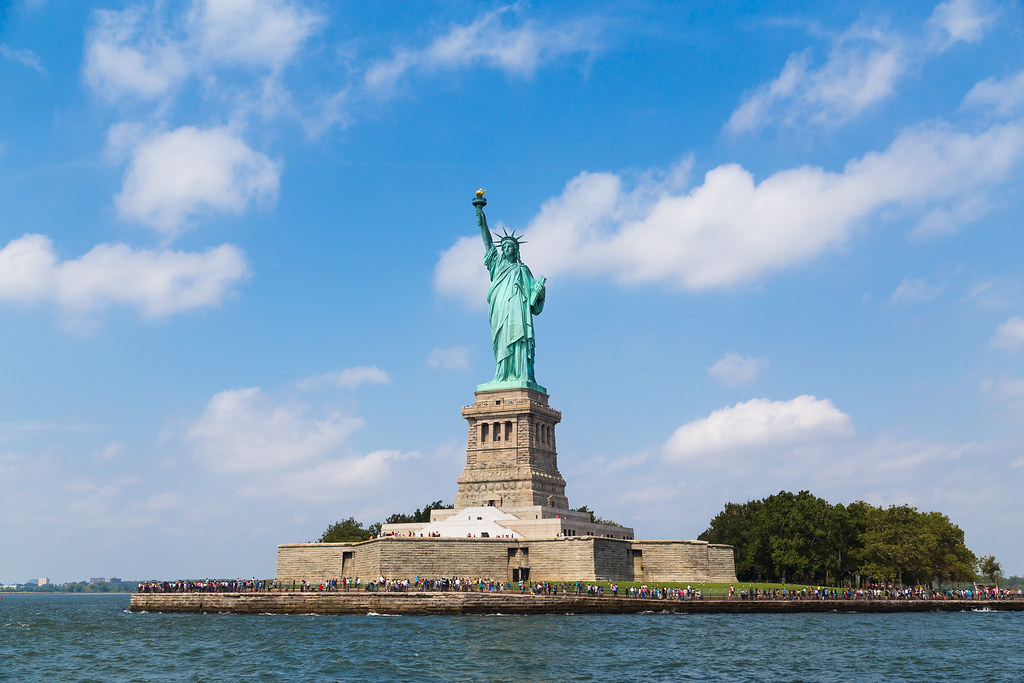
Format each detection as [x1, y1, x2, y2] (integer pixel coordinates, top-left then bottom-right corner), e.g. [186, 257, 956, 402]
[130, 592, 1024, 616]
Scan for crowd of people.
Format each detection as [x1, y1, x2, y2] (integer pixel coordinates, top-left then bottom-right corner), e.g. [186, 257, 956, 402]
[136, 577, 1024, 600]
[734, 586, 1024, 600]
[137, 579, 268, 593]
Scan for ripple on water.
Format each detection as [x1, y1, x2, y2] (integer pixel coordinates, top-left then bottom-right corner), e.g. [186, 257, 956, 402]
[3, 595, 1024, 681]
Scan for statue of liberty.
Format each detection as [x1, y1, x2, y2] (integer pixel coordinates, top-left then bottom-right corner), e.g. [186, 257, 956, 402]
[473, 190, 547, 393]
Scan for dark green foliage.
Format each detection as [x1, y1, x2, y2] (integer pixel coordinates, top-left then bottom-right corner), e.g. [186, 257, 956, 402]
[320, 502, 454, 543]
[1001, 574, 1023, 588]
[385, 500, 453, 525]
[319, 517, 372, 543]
[699, 491, 977, 587]
[572, 505, 622, 527]
[978, 555, 1004, 584]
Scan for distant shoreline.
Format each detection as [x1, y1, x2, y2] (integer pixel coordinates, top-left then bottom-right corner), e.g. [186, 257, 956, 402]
[1, 591, 131, 596]
[130, 592, 1024, 616]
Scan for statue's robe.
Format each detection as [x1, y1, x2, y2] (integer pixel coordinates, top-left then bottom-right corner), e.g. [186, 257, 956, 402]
[484, 243, 544, 383]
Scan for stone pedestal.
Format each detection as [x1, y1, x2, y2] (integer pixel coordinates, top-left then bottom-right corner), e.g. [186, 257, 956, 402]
[455, 388, 568, 509]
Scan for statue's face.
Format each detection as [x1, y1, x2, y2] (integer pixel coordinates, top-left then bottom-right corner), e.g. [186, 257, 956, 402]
[501, 241, 519, 261]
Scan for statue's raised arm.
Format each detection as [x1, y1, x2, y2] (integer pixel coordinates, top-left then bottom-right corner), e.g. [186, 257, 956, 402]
[473, 189, 493, 249]
[471, 189, 546, 394]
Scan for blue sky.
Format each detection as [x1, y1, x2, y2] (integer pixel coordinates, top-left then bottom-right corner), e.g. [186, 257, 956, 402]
[2, 0, 1023, 583]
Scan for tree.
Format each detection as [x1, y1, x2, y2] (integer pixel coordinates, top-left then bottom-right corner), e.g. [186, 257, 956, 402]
[572, 505, 622, 527]
[978, 555, 1004, 584]
[319, 517, 372, 543]
[699, 499, 765, 581]
[700, 492, 977, 587]
[860, 504, 932, 586]
[385, 500, 453, 525]
[921, 511, 975, 586]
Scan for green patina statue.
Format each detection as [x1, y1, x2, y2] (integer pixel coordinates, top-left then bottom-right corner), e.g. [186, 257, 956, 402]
[473, 190, 547, 394]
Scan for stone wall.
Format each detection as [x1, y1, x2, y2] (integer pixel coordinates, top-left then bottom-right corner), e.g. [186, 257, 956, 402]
[277, 536, 737, 583]
[528, 539, 597, 580]
[630, 540, 737, 583]
[707, 544, 738, 583]
[593, 538, 634, 580]
[130, 593, 1024, 616]
[379, 538, 511, 579]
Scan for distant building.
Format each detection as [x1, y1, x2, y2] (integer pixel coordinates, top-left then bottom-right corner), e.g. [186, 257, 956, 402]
[37, 577, 50, 586]
[109, 577, 121, 583]
[89, 577, 106, 584]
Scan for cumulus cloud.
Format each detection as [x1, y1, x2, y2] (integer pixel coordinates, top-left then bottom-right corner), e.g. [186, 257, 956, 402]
[115, 126, 280, 236]
[365, 5, 600, 93]
[926, 0, 995, 49]
[185, 386, 364, 472]
[963, 70, 1024, 117]
[0, 234, 249, 319]
[83, 0, 322, 100]
[727, 36, 904, 133]
[187, 0, 323, 70]
[436, 120, 1024, 303]
[727, 0, 993, 134]
[294, 366, 392, 391]
[244, 449, 416, 502]
[992, 316, 1024, 351]
[83, 7, 189, 100]
[663, 395, 854, 464]
[427, 346, 471, 370]
[707, 353, 767, 387]
[183, 375, 417, 500]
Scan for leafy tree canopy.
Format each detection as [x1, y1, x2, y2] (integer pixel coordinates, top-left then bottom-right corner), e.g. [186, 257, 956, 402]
[320, 502, 455, 543]
[385, 500, 453, 525]
[978, 555, 1004, 584]
[572, 505, 622, 527]
[699, 491, 977, 587]
[319, 517, 372, 543]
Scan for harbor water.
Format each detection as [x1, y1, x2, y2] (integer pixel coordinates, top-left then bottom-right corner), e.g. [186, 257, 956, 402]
[2, 593, 1022, 681]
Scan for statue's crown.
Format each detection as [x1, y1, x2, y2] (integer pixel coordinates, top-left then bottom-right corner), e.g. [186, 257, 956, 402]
[495, 227, 526, 248]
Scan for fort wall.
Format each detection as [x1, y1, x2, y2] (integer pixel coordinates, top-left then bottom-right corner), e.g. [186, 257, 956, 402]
[276, 536, 737, 583]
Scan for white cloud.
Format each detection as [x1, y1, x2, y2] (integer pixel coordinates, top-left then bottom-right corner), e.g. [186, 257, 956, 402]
[0, 44, 45, 73]
[187, 0, 323, 71]
[436, 120, 1024, 301]
[963, 70, 1024, 117]
[707, 353, 767, 387]
[663, 395, 854, 464]
[728, 1, 993, 135]
[115, 126, 280, 236]
[889, 276, 944, 304]
[0, 234, 249, 319]
[727, 34, 905, 133]
[992, 316, 1024, 351]
[185, 387, 364, 472]
[245, 449, 416, 502]
[83, 1, 322, 100]
[926, 0, 995, 49]
[83, 7, 188, 100]
[427, 346, 471, 370]
[294, 366, 392, 391]
[365, 5, 600, 93]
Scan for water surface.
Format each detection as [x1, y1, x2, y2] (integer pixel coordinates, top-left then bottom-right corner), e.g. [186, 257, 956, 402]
[2, 594, 1021, 681]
